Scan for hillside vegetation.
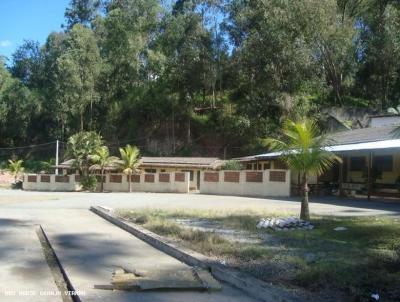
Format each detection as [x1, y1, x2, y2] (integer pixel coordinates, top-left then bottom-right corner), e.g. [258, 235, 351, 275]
[1, 0, 400, 158]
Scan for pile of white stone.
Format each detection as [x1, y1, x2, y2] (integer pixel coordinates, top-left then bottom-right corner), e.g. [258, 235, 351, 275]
[256, 217, 314, 231]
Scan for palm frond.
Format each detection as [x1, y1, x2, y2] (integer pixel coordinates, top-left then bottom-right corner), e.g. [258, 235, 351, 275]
[118, 144, 141, 175]
[391, 125, 400, 139]
[265, 119, 341, 176]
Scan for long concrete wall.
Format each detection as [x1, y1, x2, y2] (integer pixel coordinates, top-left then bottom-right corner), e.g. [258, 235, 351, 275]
[22, 174, 80, 191]
[199, 170, 291, 197]
[102, 172, 190, 193]
[23, 172, 190, 193]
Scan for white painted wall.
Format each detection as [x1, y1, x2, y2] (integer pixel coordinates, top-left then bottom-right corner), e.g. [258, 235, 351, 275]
[103, 172, 190, 193]
[23, 172, 190, 193]
[199, 170, 291, 197]
[144, 167, 200, 190]
[22, 174, 80, 191]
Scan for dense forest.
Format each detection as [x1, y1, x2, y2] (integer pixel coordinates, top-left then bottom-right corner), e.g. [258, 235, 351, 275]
[1, 0, 400, 158]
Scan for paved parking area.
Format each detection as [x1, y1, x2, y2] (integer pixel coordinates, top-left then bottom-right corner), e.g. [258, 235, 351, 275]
[0, 190, 399, 301]
[0, 216, 61, 302]
[0, 190, 399, 217]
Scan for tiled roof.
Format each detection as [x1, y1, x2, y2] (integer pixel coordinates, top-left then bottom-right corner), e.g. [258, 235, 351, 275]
[140, 157, 223, 169]
[327, 125, 398, 145]
[57, 157, 223, 170]
[141, 157, 219, 164]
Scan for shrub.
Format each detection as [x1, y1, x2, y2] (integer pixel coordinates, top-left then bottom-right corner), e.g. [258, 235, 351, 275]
[221, 160, 243, 170]
[80, 175, 97, 191]
[11, 180, 23, 189]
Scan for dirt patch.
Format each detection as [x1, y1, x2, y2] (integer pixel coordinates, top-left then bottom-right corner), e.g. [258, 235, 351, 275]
[173, 218, 266, 244]
[118, 208, 400, 301]
[0, 171, 13, 185]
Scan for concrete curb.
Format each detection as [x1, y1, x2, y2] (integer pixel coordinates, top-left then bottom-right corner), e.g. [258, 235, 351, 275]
[36, 225, 80, 302]
[90, 206, 304, 302]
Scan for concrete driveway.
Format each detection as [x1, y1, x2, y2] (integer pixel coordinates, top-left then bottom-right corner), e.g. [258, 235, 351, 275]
[0, 189, 399, 216]
[0, 189, 399, 301]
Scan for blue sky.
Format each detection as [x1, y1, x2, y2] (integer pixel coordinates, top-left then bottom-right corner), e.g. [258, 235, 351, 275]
[0, 0, 69, 62]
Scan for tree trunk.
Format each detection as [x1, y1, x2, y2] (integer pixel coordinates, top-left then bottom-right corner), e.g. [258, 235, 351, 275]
[80, 111, 84, 131]
[300, 173, 310, 220]
[128, 172, 132, 193]
[187, 115, 191, 145]
[90, 100, 93, 131]
[101, 169, 104, 192]
[172, 109, 175, 154]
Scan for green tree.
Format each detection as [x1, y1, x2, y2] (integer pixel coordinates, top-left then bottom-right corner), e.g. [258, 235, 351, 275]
[10, 40, 43, 88]
[66, 131, 103, 176]
[118, 144, 140, 193]
[161, 0, 217, 145]
[225, 0, 318, 133]
[94, 0, 172, 143]
[8, 159, 24, 183]
[56, 24, 101, 131]
[265, 120, 341, 220]
[300, 0, 358, 105]
[89, 145, 119, 192]
[0, 61, 37, 146]
[41, 32, 70, 140]
[357, 1, 400, 109]
[64, 0, 101, 29]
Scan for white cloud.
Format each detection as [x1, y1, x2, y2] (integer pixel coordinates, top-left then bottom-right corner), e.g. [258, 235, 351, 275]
[0, 40, 12, 48]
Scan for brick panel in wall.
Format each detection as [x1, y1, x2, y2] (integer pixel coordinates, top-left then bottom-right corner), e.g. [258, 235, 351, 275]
[224, 171, 240, 183]
[246, 171, 263, 182]
[75, 175, 81, 182]
[55, 175, 69, 183]
[145, 174, 155, 183]
[130, 174, 141, 183]
[27, 175, 37, 182]
[204, 172, 219, 182]
[40, 175, 50, 183]
[175, 173, 185, 182]
[159, 173, 170, 182]
[269, 171, 286, 182]
[110, 174, 122, 183]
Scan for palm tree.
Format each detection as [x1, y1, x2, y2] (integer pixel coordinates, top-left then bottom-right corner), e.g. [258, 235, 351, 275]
[8, 159, 24, 183]
[118, 144, 141, 193]
[66, 131, 103, 176]
[265, 120, 341, 220]
[89, 146, 119, 192]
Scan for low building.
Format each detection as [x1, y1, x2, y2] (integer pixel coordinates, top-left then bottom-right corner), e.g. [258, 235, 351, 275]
[55, 157, 224, 190]
[236, 124, 400, 199]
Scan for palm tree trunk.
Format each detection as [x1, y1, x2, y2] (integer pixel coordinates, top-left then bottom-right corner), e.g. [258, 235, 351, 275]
[128, 172, 132, 193]
[101, 169, 104, 192]
[300, 173, 310, 220]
